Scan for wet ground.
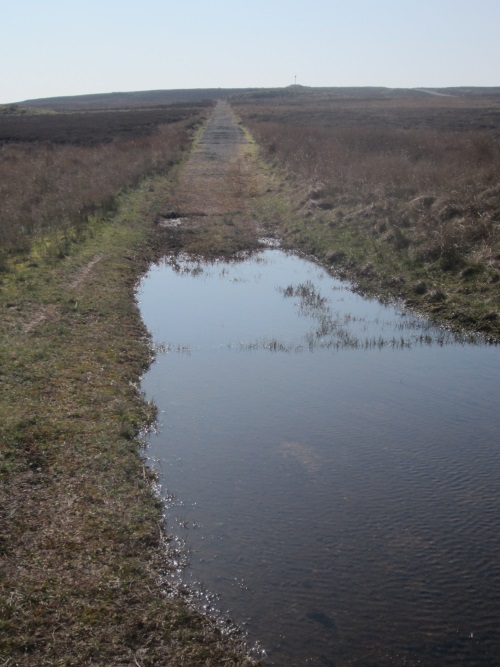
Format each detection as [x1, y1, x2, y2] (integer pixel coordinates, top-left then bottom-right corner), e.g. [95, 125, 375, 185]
[139, 249, 500, 666]
[139, 103, 500, 666]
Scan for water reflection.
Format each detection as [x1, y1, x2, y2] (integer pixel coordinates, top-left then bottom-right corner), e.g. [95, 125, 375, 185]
[139, 249, 500, 666]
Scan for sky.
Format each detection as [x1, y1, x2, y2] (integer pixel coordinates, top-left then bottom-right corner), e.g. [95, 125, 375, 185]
[1, 0, 499, 103]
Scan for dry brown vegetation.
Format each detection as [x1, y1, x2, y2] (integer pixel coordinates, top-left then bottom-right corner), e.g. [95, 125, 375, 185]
[1, 88, 499, 664]
[0, 104, 211, 262]
[1, 100, 259, 665]
[232, 90, 500, 335]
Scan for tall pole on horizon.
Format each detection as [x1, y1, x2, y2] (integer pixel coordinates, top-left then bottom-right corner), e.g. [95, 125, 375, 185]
[294, 75, 297, 85]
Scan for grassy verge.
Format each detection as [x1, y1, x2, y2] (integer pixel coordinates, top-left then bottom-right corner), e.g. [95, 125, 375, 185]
[0, 146, 257, 663]
[232, 92, 500, 341]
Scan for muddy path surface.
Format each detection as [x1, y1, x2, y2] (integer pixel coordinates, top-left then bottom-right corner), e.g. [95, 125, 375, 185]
[159, 101, 273, 255]
[174, 101, 251, 216]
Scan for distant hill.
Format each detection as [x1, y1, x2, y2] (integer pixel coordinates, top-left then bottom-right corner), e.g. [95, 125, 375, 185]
[19, 89, 260, 111]
[231, 86, 500, 103]
[18, 86, 500, 112]
[428, 86, 500, 97]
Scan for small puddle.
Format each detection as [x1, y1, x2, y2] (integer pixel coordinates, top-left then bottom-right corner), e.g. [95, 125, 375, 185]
[139, 249, 500, 666]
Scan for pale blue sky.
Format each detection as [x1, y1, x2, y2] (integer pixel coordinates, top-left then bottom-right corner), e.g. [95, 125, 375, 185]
[1, 0, 499, 103]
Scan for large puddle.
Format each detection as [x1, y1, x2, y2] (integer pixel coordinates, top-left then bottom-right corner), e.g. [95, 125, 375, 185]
[139, 248, 500, 666]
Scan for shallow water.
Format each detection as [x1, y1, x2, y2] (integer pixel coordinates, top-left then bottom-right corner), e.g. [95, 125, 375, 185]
[139, 249, 500, 666]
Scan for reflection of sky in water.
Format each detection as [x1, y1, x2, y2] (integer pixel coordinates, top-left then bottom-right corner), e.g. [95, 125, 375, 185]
[139, 249, 500, 667]
[139, 250, 468, 352]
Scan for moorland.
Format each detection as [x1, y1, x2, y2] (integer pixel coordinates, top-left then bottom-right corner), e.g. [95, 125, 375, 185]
[1, 84, 499, 666]
[0, 96, 258, 666]
[232, 86, 500, 337]
[0, 102, 209, 262]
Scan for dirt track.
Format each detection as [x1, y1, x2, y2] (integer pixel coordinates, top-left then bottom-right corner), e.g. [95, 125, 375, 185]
[155, 100, 275, 257]
[173, 101, 255, 216]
